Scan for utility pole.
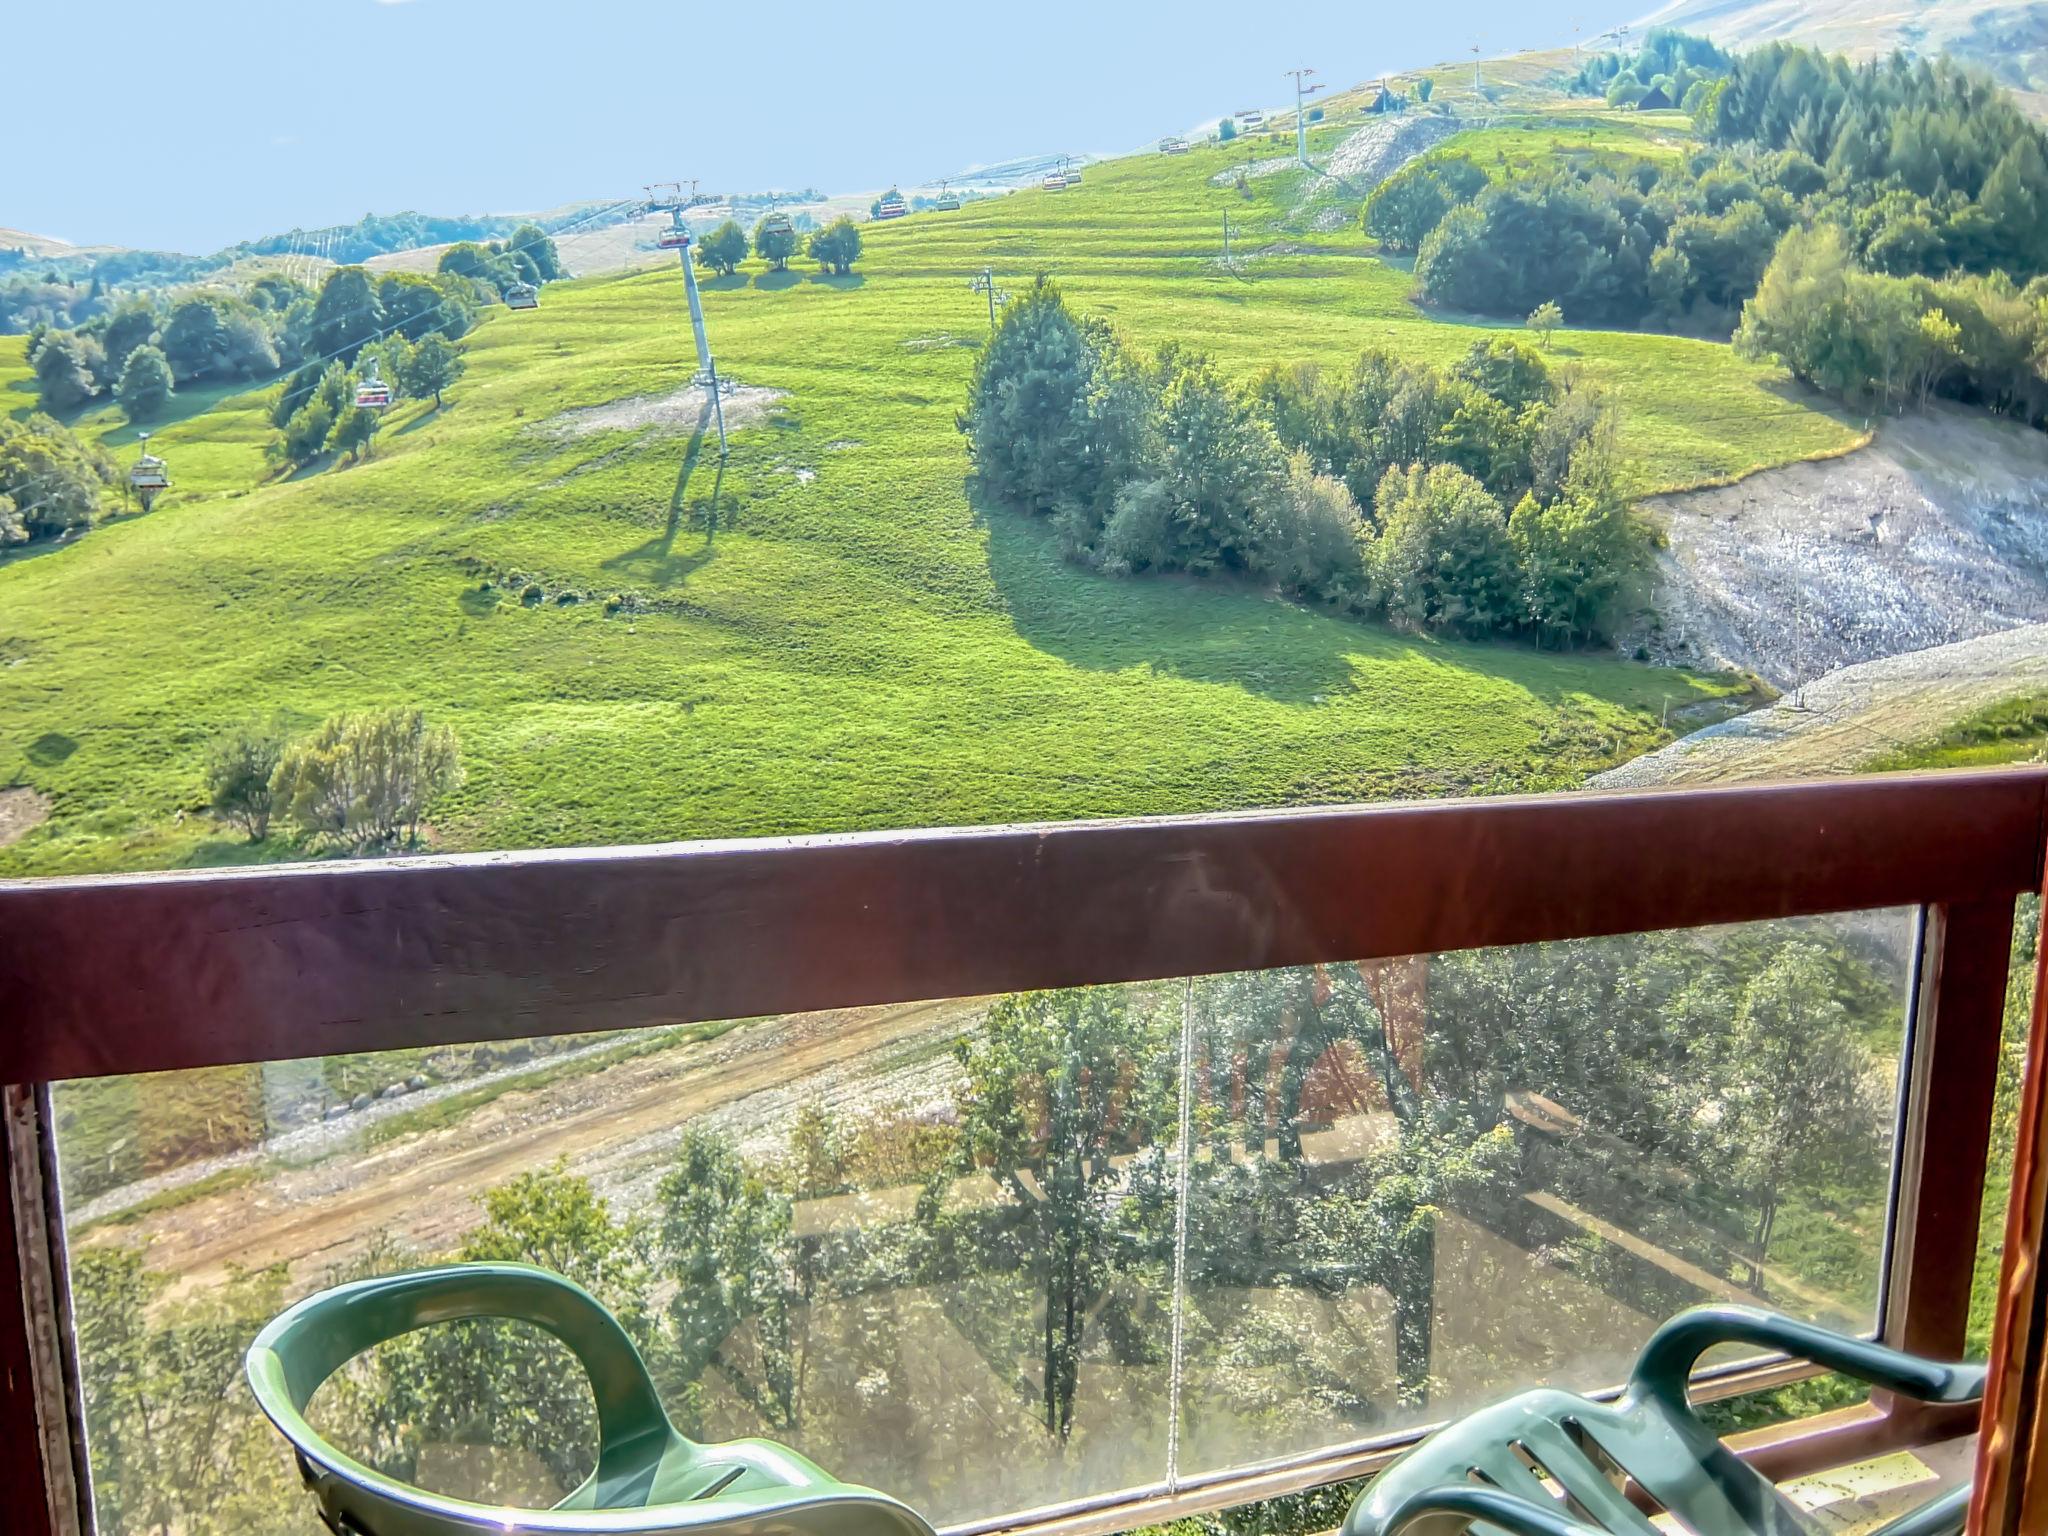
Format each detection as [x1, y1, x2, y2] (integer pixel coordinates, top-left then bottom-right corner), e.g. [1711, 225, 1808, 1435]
[647, 181, 727, 457]
[1285, 67, 1323, 167]
[1471, 44, 1483, 92]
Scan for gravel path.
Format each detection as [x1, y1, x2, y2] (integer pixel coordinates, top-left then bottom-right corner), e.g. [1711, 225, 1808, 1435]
[1590, 623, 2048, 787]
[543, 382, 787, 439]
[1642, 405, 2048, 688]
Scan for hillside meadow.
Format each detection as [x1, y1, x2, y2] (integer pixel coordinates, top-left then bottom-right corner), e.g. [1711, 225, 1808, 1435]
[0, 105, 1862, 877]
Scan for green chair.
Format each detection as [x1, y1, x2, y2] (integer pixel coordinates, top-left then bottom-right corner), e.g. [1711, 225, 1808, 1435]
[1342, 1306, 1985, 1536]
[247, 1262, 938, 1536]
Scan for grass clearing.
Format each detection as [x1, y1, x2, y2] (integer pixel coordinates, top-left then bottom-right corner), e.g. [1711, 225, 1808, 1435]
[1, 107, 1853, 879]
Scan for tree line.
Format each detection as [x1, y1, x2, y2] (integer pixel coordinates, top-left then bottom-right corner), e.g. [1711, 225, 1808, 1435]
[67, 917, 1902, 1535]
[691, 214, 864, 278]
[961, 280, 1650, 647]
[1368, 37, 2048, 351]
[1569, 27, 1731, 113]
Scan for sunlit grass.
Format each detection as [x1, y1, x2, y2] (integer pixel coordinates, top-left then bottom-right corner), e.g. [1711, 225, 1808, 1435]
[0, 108, 1853, 876]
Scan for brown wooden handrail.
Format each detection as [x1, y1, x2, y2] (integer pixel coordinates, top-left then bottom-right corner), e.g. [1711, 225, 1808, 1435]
[1, 768, 2042, 1084]
[4, 767, 2044, 1536]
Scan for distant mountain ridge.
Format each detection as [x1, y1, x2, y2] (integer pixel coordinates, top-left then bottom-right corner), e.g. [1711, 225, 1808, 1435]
[1635, 0, 2048, 110]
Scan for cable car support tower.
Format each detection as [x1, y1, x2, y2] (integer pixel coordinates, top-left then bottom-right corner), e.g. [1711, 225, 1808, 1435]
[647, 181, 729, 457]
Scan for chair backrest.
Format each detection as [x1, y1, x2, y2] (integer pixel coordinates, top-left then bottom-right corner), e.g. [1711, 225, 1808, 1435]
[247, 1263, 939, 1536]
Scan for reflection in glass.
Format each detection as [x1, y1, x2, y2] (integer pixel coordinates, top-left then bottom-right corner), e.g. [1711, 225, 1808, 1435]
[53, 912, 1915, 1532]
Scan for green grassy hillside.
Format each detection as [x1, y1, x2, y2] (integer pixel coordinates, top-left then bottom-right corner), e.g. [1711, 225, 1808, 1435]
[0, 109, 1854, 877]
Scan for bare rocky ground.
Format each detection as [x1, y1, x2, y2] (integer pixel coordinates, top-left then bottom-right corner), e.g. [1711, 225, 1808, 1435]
[1593, 622, 2048, 786]
[543, 382, 788, 439]
[1303, 115, 1470, 227]
[1639, 404, 2048, 689]
[0, 785, 48, 849]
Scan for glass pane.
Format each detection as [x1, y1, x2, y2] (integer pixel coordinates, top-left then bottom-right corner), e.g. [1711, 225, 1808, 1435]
[1175, 910, 1917, 1477]
[53, 909, 1915, 1534]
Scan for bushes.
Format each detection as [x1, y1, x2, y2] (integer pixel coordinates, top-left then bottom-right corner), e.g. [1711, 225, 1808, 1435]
[1363, 153, 1488, 254]
[204, 723, 284, 841]
[267, 708, 463, 850]
[1734, 225, 2048, 419]
[0, 412, 116, 545]
[961, 282, 1647, 645]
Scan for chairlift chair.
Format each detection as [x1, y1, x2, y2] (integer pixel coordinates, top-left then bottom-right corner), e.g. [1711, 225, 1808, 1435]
[934, 184, 961, 211]
[760, 212, 795, 238]
[657, 225, 691, 250]
[354, 362, 392, 412]
[128, 455, 170, 494]
[1042, 172, 1067, 191]
[506, 282, 540, 311]
[249, 1263, 941, 1536]
[875, 193, 908, 219]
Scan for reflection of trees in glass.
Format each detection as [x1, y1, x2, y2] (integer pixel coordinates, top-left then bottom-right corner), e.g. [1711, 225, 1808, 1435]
[72, 1246, 295, 1535]
[349, 1164, 664, 1498]
[61, 924, 1910, 1534]
[658, 1131, 802, 1431]
[953, 987, 1177, 1444]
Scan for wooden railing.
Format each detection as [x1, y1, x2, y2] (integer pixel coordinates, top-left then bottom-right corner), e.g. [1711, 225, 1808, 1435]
[5, 767, 2044, 1536]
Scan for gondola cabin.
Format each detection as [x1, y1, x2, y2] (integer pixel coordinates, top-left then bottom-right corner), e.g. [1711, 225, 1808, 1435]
[874, 193, 909, 220]
[505, 283, 539, 311]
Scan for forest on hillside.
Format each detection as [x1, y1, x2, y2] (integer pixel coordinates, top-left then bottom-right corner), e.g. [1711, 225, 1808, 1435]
[1371, 35, 2048, 424]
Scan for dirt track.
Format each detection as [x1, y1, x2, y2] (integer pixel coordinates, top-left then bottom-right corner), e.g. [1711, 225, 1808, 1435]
[103, 997, 984, 1298]
[1591, 622, 2048, 786]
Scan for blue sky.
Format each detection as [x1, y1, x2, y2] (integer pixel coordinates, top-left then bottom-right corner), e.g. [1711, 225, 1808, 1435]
[10, 0, 1617, 253]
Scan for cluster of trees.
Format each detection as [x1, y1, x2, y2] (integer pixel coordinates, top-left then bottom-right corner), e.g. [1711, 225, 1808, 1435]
[68, 916, 1904, 1535]
[1569, 27, 1730, 112]
[1736, 226, 2048, 419]
[437, 222, 564, 297]
[962, 281, 1648, 646]
[239, 210, 539, 266]
[0, 412, 117, 548]
[28, 253, 493, 430]
[204, 707, 463, 850]
[693, 216, 864, 278]
[29, 270, 316, 418]
[1371, 37, 2048, 340]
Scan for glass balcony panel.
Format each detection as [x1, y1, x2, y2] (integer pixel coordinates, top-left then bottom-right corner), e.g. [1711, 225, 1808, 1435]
[49, 908, 1918, 1534]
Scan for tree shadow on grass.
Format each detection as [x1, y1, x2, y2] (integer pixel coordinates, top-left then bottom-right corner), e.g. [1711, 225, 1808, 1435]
[809, 273, 866, 290]
[394, 401, 451, 436]
[754, 269, 802, 291]
[702, 272, 749, 291]
[599, 428, 728, 586]
[978, 483, 1632, 707]
[978, 488, 1366, 702]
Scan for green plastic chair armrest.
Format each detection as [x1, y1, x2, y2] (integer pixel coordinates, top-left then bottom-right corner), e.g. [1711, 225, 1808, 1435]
[247, 1262, 674, 1468]
[1381, 1486, 1608, 1536]
[1630, 1306, 1988, 1410]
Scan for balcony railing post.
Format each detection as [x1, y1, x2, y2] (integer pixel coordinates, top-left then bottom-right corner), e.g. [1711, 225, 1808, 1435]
[4, 1085, 81, 1536]
[1876, 901, 2017, 1424]
[1972, 870, 2048, 1535]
